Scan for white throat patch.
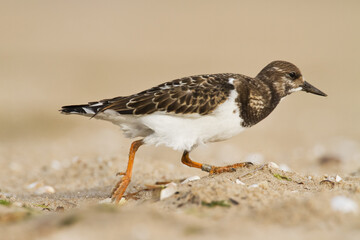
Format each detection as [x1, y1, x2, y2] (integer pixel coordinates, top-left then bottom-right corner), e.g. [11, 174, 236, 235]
[289, 87, 302, 93]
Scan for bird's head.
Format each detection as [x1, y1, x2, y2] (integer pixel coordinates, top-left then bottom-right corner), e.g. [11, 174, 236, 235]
[256, 61, 327, 98]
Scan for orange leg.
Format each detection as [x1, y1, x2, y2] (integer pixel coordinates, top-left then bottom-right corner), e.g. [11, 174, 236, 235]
[181, 151, 252, 175]
[111, 139, 143, 203]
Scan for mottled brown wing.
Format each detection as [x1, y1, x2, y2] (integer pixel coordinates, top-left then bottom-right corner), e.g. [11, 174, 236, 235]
[98, 74, 236, 115]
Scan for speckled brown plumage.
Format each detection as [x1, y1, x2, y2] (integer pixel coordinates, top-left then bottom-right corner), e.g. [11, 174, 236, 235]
[64, 74, 239, 117]
[99, 74, 238, 116]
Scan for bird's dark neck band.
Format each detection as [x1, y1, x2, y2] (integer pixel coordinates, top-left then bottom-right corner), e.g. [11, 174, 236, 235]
[237, 78, 281, 127]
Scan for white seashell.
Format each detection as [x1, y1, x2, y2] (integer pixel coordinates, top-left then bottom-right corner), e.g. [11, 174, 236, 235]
[35, 186, 55, 195]
[331, 196, 358, 213]
[181, 176, 200, 184]
[27, 181, 43, 189]
[267, 162, 279, 169]
[248, 184, 259, 188]
[235, 179, 245, 185]
[335, 175, 342, 182]
[160, 182, 177, 200]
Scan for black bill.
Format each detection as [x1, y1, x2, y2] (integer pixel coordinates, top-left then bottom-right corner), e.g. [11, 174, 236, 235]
[302, 81, 327, 97]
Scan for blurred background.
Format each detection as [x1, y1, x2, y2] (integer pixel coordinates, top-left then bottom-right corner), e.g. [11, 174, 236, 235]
[1, 0, 360, 176]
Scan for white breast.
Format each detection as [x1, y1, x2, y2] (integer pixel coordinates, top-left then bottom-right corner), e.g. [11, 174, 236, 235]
[142, 90, 244, 151]
[95, 90, 244, 152]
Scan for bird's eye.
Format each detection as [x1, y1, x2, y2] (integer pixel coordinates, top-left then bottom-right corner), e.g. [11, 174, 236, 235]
[288, 72, 297, 80]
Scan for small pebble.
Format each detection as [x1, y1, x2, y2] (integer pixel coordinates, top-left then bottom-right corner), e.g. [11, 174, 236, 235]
[160, 182, 177, 200]
[56, 206, 65, 212]
[248, 184, 259, 188]
[331, 196, 358, 213]
[181, 176, 200, 184]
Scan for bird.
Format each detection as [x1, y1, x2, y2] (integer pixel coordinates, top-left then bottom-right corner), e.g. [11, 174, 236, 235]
[60, 60, 327, 203]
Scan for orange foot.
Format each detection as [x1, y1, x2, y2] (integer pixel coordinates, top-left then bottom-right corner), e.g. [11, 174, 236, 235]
[206, 162, 253, 175]
[111, 175, 131, 203]
[111, 139, 143, 203]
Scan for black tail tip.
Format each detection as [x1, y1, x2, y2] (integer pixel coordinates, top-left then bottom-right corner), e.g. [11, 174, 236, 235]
[60, 105, 88, 114]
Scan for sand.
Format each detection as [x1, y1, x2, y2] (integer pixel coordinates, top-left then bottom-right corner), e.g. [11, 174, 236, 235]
[1, 130, 360, 240]
[1, 1, 360, 239]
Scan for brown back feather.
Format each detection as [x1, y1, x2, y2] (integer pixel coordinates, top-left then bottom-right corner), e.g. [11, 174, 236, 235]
[97, 74, 236, 116]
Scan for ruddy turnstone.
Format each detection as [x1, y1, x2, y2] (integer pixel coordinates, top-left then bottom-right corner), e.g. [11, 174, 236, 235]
[61, 60, 327, 202]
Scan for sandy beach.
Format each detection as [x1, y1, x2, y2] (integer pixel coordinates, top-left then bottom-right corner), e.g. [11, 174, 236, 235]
[1, 1, 360, 239]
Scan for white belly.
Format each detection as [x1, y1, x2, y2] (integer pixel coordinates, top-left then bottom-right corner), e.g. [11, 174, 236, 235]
[97, 90, 244, 151]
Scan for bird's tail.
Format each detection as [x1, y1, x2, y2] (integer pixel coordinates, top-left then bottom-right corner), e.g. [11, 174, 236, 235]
[60, 102, 104, 117]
